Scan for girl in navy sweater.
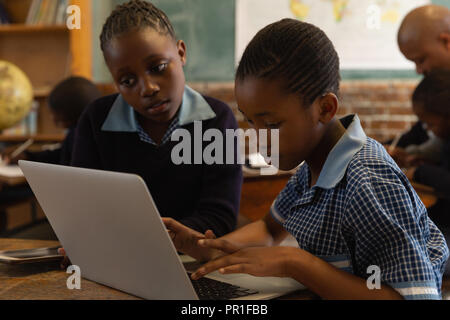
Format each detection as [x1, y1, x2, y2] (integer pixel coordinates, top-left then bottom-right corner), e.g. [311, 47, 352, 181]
[71, 0, 242, 237]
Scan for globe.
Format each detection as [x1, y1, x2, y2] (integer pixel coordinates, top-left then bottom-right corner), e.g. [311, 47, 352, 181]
[0, 61, 33, 131]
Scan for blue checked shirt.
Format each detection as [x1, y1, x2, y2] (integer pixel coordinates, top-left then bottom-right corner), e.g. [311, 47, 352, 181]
[271, 115, 449, 300]
[136, 111, 180, 146]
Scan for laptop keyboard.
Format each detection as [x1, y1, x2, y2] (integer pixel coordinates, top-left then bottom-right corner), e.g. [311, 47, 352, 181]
[188, 273, 259, 300]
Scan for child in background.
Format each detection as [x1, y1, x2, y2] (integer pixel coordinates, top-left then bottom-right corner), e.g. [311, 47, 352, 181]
[3, 77, 101, 165]
[164, 19, 449, 300]
[71, 0, 242, 237]
[27, 77, 100, 165]
[403, 70, 450, 275]
[398, 5, 450, 76]
[389, 5, 450, 164]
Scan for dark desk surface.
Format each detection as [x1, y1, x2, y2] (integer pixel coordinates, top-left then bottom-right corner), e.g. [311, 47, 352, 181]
[1, 238, 449, 300]
[0, 238, 318, 300]
[0, 239, 139, 300]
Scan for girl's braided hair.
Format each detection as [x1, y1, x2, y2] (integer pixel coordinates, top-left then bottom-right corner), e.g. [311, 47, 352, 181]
[236, 19, 341, 106]
[100, 0, 175, 52]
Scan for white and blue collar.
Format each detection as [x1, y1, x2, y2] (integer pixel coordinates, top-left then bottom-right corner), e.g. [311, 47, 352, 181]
[314, 114, 367, 189]
[101, 85, 216, 132]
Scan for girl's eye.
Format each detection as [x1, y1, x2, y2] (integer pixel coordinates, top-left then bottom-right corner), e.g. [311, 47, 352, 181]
[120, 77, 136, 88]
[151, 63, 168, 73]
[265, 122, 282, 129]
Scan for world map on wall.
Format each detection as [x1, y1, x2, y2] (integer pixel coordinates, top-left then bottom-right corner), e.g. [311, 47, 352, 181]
[289, 0, 403, 23]
[236, 0, 430, 69]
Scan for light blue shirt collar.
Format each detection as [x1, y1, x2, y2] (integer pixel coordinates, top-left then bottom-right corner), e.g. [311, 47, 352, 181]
[314, 114, 367, 189]
[101, 85, 216, 132]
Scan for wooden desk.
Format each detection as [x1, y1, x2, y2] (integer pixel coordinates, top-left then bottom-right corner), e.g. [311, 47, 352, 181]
[0, 134, 65, 143]
[240, 168, 293, 221]
[0, 238, 449, 300]
[0, 239, 139, 300]
[0, 238, 314, 300]
[0, 238, 317, 300]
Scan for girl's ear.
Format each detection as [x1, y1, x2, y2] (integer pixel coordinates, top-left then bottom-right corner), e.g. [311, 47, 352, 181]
[317, 93, 338, 124]
[177, 40, 187, 66]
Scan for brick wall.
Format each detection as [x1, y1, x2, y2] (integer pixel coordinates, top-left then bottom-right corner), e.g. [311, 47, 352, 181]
[190, 80, 420, 143]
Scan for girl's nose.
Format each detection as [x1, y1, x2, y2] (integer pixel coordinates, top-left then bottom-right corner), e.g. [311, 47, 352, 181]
[140, 76, 159, 97]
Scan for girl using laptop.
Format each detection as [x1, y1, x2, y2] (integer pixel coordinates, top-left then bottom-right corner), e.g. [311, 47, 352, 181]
[164, 19, 449, 300]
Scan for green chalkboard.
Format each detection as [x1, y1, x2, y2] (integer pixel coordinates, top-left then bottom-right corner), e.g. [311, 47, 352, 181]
[109, 0, 448, 82]
[434, 0, 450, 7]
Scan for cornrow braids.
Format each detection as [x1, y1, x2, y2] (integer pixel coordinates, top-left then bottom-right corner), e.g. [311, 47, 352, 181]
[412, 69, 450, 116]
[100, 0, 175, 52]
[236, 19, 341, 106]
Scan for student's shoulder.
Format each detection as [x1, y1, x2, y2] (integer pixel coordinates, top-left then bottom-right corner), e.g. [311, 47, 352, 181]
[346, 137, 406, 189]
[202, 95, 232, 114]
[343, 138, 428, 233]
[202, 95, 238, 128]
[80, 93, 119, 122]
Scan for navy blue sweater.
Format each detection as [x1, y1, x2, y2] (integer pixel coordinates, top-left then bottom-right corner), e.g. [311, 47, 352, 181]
[71, 94, 243, 237]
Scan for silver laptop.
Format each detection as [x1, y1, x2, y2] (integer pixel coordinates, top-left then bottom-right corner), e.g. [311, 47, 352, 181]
[19, 160, 305, 300]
